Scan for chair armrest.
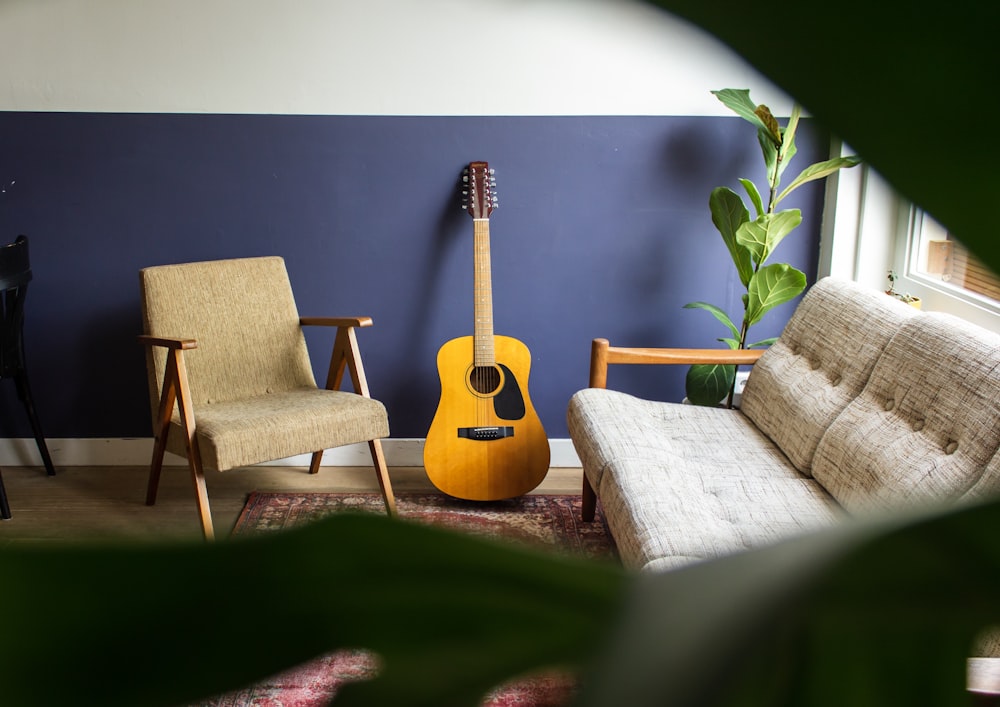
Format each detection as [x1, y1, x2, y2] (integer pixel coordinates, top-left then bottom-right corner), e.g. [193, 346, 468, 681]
[589, 338, 764, 388]
[138, 334, 198, 350]
[299, 316, 374, 328]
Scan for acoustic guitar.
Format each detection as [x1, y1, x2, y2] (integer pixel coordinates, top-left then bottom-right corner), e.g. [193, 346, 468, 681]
[423, 162, 550, 500]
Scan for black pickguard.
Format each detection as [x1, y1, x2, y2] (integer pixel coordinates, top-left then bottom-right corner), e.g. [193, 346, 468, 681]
[494, 364, 526, 420]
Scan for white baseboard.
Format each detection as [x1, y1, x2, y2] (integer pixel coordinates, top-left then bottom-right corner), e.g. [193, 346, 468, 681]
[0, 437, 582, 468]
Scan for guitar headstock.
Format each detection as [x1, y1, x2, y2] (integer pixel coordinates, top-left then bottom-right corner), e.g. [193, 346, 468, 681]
[462, 161, 498, 219]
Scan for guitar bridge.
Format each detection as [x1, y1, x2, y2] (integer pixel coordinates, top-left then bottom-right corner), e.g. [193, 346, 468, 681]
[457, 426, 514, 441]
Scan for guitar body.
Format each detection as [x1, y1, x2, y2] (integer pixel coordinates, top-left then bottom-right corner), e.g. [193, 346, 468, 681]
[425, 334, 549, 500]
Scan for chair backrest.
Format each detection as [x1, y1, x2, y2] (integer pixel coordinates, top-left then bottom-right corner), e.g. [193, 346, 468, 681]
[139, 257, 317, 414]
[0, 236, 32, 378]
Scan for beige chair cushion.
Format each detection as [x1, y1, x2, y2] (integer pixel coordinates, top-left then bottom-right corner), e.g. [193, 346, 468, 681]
[140, 256, 388, 472]
[186, 389, 388, 473]
[741, 277, 919, 476]
[812, 312, 1000, 513]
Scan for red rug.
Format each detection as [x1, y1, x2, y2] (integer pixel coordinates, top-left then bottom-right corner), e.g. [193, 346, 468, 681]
[191, 492, 616, 706]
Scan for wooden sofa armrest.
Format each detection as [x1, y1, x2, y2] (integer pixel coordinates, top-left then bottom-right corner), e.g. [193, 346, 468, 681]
[588, 338, 764, 388]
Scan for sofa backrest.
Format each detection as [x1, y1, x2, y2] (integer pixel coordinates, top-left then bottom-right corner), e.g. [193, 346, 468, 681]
[811, 311, 1000, 513]
[741, 277, 919, 476]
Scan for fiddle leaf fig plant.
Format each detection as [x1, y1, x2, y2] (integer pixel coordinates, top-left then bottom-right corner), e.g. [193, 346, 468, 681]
[684, 88, 861, 407]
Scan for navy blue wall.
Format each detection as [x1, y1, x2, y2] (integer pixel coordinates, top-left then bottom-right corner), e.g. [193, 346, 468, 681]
[0, 113, 827, 440]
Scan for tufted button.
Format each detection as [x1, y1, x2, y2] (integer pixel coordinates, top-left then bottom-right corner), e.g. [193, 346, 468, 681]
[830, 375, 842, 387]
[884, 399, 895, 412]
[912, 419, 925, 432]
[945, 440, 959, 455]
[266, 387, 274, 394]
[811, 359, 822, 371]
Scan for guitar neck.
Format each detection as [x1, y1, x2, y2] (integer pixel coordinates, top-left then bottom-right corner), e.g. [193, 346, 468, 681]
[473, 218, 495, 367]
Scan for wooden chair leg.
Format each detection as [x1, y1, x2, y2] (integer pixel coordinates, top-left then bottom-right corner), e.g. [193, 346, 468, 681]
[308, 450, 323, 475]
[369, 439, 396, 517]
[327, 326, 396, 516]
[188, 455, 214, 541]
[146, 360, 180, 507]
[167, 349, 215, 541]
[582, 474, 597, 522]
[145, 430, 168, 507]
[148, 346, 214, 540]
[0, 469, 11, 520]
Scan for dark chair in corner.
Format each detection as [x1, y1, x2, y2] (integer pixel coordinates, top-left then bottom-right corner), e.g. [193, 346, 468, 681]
[138, 256, 397, 540]
[0, 236, 57, 519]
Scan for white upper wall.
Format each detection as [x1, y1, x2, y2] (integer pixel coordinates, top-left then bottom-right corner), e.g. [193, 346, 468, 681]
[0, 0, 790, 116]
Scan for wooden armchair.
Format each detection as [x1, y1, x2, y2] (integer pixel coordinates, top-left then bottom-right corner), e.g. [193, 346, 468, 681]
[139, 256, 396, 540]
[581, 338, 764, 521]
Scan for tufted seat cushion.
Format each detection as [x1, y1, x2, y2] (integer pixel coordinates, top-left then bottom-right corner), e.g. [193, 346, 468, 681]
[567, 388, 844, 570]
[812, 312, 1000, 512]
[740, 277, 919, 476]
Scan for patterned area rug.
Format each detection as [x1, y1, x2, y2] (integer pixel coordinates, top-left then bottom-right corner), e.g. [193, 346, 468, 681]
[192, 492, 617, 707]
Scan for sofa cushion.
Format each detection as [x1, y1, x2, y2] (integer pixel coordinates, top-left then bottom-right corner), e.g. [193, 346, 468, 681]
[596, 457, 843, 572]
[567, 388, 843, 570]
[741, 277, 919, 476]
[568, 388, 803, 495]
[812, 312, 1000, 513]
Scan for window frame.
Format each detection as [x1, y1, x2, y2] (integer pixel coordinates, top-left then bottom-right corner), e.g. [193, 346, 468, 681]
[890, 203, 1000, 332]
[820, 156, 1000, 335]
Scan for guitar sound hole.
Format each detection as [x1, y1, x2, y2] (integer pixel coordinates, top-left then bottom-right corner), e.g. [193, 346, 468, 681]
[469, 365, 501, 395]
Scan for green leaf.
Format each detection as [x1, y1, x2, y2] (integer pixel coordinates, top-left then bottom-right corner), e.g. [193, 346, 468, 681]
[776, 155, 863, 206]
[745, 263, 807, 326]
[738, 178, 765, 218]
[683, 301, 740, 342]
[711, 88, 777, 144]
[709, 186, 754, 286]
[755, 104, 786, 191]
[746, 336, 779, 348]
[735, 209, 803, 266]
[757, 128, 780, 188]
[779, 104, 801, 163]
[578, 498, 1000, 707]
[0, 515, 626, 706]
[774, 104, 801, 184]
[685, 363, 736, 406]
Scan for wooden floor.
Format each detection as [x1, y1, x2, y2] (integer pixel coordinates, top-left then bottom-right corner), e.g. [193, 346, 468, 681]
[0, 464, 584, 545]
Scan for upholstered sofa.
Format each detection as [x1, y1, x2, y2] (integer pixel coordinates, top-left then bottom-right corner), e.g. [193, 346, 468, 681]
[568, 276, 1000, 575]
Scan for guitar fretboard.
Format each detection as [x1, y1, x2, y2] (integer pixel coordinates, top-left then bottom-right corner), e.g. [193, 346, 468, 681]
[473, 218, 495, 367]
